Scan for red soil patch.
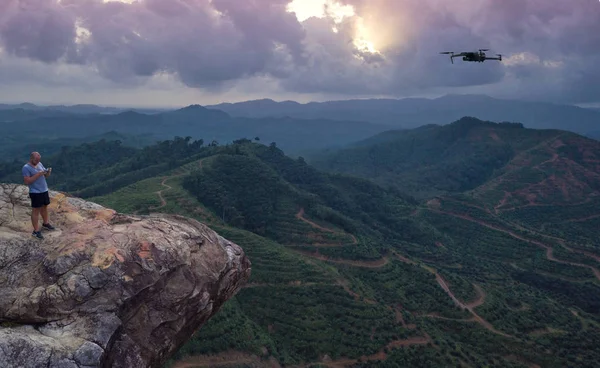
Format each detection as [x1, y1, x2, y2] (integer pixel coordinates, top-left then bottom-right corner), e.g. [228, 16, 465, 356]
[488, 131, 501, 142]
[317, 335, 431, 368]
[426, 198, 441, 209]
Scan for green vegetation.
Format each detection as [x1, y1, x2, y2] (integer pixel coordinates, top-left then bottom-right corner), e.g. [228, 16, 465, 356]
[4, 117, 600, 368]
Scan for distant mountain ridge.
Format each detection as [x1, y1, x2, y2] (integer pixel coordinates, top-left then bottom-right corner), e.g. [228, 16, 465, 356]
[0, 104, 389, 158]
[0, 102, 168, 115]
[310, 117, 600, 201]
[207, 94, 600, 137]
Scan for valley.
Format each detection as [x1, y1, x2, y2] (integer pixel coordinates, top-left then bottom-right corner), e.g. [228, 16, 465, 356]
[1, 117, 599, 367]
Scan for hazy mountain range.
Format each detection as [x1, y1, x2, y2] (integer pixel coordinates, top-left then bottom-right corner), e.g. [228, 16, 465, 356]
[207, 94, 600, 136]
[0, 102, 167, 115]
[0, 104, 387, 159]
[2, 94, 600, 161]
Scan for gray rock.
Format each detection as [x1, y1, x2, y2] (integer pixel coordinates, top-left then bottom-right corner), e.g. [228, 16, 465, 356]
[0, 183, 251, 367]
[74, 341, 104, 366]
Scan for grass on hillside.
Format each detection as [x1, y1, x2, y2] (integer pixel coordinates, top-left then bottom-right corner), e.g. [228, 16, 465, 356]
[87, 144, 600, 368]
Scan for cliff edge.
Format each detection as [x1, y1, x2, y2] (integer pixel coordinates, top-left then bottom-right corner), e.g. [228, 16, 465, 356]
[0, 183, 251, 368]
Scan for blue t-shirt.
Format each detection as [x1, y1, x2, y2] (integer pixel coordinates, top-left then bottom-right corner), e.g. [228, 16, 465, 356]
[22, 162, 49, 193]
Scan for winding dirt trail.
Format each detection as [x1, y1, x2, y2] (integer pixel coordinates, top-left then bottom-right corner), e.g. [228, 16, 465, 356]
[563, 213, 600, 223]
[149, 159, 206, 211]
[466, 284, 486, 309]
[150, 175, 179, 210]
[501, 216, 600, 265]
[294, 248, 389, 268]
[436, 274, 512, 338]
[494, 191, 512, 213]
[292, 208, 389, 268]
[431, 209, 600, 282]
[496, 197, 594, 214]
[315, 335, 431, 368]
[296, 208, 358, 245]
[390, 251, 510, 338]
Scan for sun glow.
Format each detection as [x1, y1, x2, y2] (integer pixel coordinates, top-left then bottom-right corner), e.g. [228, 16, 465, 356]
[286, 0, 381, 54]
[75, 18, 91, 45]
[102, 0, 136, 3]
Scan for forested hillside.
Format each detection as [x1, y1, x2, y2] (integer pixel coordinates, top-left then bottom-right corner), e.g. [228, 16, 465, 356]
[311, 117, 600, 199]
[2, 134, 599, 367]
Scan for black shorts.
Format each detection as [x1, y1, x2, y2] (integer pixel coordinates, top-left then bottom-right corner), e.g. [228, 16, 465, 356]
[29, 191, 50, 208]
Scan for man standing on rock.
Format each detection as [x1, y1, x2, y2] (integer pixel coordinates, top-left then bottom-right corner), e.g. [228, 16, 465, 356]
[22, 152, 55, 239]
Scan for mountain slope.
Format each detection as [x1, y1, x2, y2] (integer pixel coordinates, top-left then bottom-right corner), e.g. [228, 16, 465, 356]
[63, 138, 599, 368]
[207, 94, 600, 135]
[312, 116, 600, 272]
[311, 117, 600, 200]
[6, 136, 599, 367]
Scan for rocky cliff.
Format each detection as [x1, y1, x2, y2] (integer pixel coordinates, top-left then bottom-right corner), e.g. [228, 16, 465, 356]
[0, 183, 251, 368]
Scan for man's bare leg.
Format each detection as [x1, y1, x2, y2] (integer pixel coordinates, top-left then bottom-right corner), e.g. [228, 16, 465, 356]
[41, 205, 49, 225]
[31, 208, 40, 232]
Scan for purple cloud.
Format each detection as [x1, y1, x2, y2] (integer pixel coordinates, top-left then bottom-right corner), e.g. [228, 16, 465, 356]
[0, 0, 76, 63]
[0, 0, 598, 104]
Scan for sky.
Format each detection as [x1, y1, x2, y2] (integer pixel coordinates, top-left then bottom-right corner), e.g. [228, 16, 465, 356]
[0, 0, 599, 107]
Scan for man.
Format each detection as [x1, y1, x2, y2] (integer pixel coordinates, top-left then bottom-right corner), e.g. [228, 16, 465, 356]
[22, 152, 55, 239]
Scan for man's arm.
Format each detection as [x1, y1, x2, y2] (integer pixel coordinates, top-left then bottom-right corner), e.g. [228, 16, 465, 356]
[23, 171, 44, 185]
[43, 168, 52, 177]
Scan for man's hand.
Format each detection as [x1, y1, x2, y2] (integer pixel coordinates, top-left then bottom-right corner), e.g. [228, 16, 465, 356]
[44, 168, 52, 177]
[24, 170, 46, 185]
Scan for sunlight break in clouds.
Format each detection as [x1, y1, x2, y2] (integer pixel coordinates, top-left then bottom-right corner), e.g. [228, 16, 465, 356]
[286, 0, 379, 54]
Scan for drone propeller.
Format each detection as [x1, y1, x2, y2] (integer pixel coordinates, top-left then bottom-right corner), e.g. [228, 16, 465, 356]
[479, 48, 490, 51]
[440, 51, 454, 54]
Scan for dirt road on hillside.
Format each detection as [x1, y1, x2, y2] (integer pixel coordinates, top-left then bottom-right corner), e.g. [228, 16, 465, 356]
[150, 159, 206, 211]
[390, 250, 510, 338]
[296, 208, 358, 245]
[430, 209, 600, 282]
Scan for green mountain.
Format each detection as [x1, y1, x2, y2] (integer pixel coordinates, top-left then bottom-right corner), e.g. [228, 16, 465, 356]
[310, 117, 600, 200]
[3, 133, 600, 367]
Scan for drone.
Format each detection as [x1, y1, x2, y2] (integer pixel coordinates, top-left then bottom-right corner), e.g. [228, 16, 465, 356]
[440, 49, 503, 64]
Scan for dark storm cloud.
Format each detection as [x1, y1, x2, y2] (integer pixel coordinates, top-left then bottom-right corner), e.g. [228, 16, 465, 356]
[476, 0, 600, 103]
[0, 0, 77, 63]
[0, 0, 599, 103]
[0, 0, 307, 88]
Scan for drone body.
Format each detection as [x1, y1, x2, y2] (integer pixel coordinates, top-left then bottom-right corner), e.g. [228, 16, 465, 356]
[440, 49, 503, 64]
